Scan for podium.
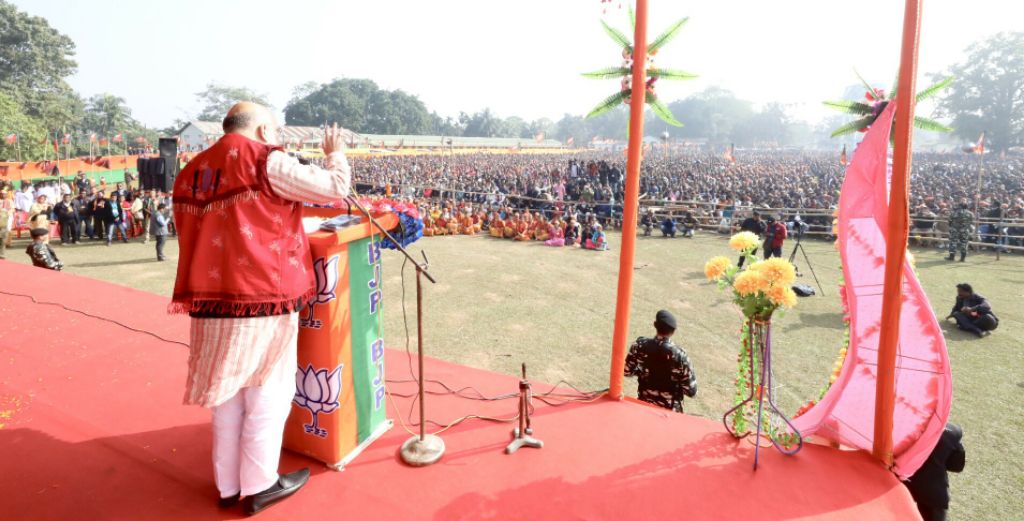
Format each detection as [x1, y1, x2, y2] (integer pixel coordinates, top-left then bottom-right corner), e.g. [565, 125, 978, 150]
[283, 210, 398, 469]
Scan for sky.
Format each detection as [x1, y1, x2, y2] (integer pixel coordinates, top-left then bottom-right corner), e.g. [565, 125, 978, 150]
[12, 0, 1024, 129]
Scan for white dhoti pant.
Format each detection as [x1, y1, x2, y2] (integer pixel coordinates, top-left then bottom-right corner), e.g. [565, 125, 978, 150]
[210, 323, 298, 498]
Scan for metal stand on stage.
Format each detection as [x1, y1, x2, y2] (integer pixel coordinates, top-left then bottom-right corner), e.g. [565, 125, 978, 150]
[343, 196, 445, 467]
[506, 363, 543, 454]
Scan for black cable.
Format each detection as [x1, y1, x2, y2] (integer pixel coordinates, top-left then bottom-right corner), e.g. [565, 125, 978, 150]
[0, 289, 189, 348]
[388, 250, 606, 431]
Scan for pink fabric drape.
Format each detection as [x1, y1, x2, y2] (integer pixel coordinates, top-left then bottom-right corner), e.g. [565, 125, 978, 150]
[791, 103, 952, 479]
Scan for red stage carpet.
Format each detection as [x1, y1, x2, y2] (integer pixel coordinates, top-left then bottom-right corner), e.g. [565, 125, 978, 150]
[0, 262, 919, 520]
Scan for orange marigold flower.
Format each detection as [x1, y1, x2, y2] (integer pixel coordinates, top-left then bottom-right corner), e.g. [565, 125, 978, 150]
[728, 231, 760, 252]
[733, 270, 767, 296]
[751, 258, 796, 285]
[766, 284, 798, 308]
[704, 256, 732, 280]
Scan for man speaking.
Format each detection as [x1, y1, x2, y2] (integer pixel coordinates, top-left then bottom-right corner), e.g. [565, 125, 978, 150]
[171, 102, 351, 515]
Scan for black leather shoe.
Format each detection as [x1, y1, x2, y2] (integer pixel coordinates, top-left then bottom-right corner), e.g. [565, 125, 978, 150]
[242, 468, 310, 516]
[218, 492, 240, 508]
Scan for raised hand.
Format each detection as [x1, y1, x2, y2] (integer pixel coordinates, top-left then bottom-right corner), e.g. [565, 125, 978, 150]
[322, 123, 346, 156]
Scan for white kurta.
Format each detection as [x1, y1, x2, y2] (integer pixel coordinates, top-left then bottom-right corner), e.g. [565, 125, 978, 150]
[188, 146, 351, 498]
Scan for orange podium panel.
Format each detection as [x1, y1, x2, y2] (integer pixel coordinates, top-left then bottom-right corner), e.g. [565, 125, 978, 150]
[284, 211, 398, 469]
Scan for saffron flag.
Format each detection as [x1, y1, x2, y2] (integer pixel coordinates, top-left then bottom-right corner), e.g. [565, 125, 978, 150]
[3, 133, 15, 144]
[839, 144, 848, 166]
[972, 132, 985, 154]
[724, 143, 736, 163]
[112, 133, 123, 143]
[790, 102, 951, 479]
[134, 136, 148, 144]
[567, 136, 574, 146]
[99, 137, 109, 146]
[89, 133, 97, 143]
[63, 133, 71, 144]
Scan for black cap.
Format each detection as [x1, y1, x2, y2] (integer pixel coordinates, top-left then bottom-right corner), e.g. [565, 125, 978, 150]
[30, 228, 49, 238]
[655, 310, 677, 331]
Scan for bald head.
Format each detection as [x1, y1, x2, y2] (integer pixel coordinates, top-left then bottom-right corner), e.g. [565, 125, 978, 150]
[223, 102, 271, 133]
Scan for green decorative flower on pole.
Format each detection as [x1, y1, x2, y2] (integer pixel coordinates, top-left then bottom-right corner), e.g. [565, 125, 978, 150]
[583, 6, 696, 127]
[825, 71, 954, 137]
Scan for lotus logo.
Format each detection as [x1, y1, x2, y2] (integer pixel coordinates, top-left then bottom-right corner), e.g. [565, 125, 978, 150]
[301, 255, 339, 329]
[293, 363, 343, 438]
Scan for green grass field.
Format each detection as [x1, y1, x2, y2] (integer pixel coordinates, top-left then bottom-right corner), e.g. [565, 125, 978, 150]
[6, 230, 1021, 520]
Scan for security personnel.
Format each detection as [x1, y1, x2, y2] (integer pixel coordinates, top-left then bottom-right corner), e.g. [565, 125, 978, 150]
[624, 310, 697, 413]
[640, 209, 656, 236]
[947, 202, 974, 262]
[903, 422, 966, 521]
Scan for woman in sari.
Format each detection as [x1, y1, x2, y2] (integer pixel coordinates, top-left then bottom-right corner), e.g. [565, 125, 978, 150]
[514, 213, 531, 241]
[489, 212, 504, 238]
[533, 214, 550, 241]
[503, 213, 519, 239]
[584, 224, 608, 251]
[422, 213, 435, 237]
[544, 220, 565, 247]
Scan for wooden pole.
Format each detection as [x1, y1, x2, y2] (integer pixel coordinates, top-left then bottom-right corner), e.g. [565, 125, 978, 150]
[609, 0, 649, 398]
[873, 0, 922, 466]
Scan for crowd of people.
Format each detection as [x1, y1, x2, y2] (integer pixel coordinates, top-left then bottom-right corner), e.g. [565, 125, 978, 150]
[344, 149, 1024, 250]
[0, 170, 173, 263]
[3, 148, 1022, 265]
[419, 203, 610, 250]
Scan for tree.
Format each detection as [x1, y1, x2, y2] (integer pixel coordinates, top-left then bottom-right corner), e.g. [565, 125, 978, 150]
[658, 87, 753, 145]
[195, 83, 271, 122]
[0, 92, 47, 160]
[83, 94, 137, 138]
[585, 108, 628, 140]
[525, 118, 554, 140]
[935, 32, 1024, 152]
[462, 109, 503, 137]
[552, 113, 590, 143]
[500, 116, 527, 139]
[0, 1, 78, 122]
[284, 78, 433, 134]
[365, 89, 432, 135]
[430, 112, 464, 136]
[735, 103, 792, 147]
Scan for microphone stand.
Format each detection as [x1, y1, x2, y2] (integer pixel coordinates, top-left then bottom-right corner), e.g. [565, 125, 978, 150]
[342, 195, 444, 466]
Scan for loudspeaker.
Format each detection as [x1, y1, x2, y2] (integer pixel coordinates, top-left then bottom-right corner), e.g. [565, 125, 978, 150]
[137, 157, 166, 192]
[158, 137, 180, 192]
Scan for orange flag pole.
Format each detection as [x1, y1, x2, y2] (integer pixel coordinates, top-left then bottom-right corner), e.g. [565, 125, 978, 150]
[873, 0, 922, 466]
[609, 0, 649, 398]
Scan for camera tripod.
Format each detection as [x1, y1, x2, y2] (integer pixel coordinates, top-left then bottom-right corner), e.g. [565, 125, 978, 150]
[787, 232, 824, 296]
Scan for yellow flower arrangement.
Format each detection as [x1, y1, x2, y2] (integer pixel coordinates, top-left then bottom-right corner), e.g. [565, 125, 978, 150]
[750, 258, 797, 286]
[766, 284, 798, 308]
[704, 256, 732, 280]
[733, 270, 768, 296]
[729, 231, 760, 252]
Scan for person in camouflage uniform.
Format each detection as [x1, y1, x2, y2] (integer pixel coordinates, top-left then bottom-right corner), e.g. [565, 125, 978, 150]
[947, 202, 974, 262]
[624, 310, 697, 413]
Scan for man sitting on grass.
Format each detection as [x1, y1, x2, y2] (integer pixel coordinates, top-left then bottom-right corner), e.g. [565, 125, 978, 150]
[946, 283, 998, 337]
[624, 310, 697, 413]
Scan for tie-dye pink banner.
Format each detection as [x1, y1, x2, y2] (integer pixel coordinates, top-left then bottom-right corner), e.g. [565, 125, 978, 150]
[791, 102, 952, 479]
